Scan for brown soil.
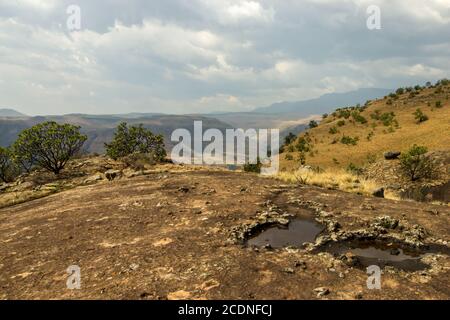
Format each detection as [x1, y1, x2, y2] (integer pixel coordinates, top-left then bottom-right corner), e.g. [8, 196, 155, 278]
[0, 167, 449, 300]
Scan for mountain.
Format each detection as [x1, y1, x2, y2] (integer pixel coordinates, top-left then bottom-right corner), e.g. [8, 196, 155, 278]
[0, 114, 232, 154]
[253, 88, 392, 117]
[0, 108, 27, 118]
[281, 82, 450, 170]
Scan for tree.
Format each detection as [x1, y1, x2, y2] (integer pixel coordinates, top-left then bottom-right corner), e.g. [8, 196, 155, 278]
[105, 122, 166, 161]
[309, 120, 318, 129]
[284, 132, 296, 146]
[0, 147, 19, 183]
[399, 145, 435, 181]
[413, 108, 428, 123]
[12, 121, 87, 175]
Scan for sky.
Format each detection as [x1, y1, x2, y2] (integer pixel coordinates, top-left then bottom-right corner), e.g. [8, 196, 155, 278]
[0, 0, 449, 115]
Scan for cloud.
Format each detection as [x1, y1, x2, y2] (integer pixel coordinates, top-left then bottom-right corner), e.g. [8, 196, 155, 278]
[0, 0, 449, 115]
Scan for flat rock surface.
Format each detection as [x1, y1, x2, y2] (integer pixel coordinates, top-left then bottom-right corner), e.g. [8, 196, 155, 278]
[0, 169, 449, 300]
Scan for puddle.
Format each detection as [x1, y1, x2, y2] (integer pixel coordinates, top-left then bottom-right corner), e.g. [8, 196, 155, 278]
[321, 241, 433, 271]
[246, 219, 324, 249]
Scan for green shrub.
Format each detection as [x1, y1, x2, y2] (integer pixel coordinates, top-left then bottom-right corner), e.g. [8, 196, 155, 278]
[329, 126, 338, 135]
[396, 88, 405, 95]
[285, 154, 294, 161]
[351, 111, 368, 124]
[309, 120, 319, 129]
[0, 147, 20, 183]
[12, 121, 87, 175]
[347, 163, 364, 175]
[243, 158, 262, 173]
[284, 132, 297, 146]
[105, 122, 166, 161]
[378, 112, 398, 127]
[413, 109, 429, 123]
[295, 137, 312, 153]
[435, 101, 442, 108]
[341, 135, 359, 146]
[337, 120, 346, 127]
[399, 145, 436, 181]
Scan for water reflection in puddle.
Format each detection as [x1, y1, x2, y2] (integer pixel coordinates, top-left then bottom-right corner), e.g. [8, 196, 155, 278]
[246, 219, 324, 248]
[323, 241, 431, 271]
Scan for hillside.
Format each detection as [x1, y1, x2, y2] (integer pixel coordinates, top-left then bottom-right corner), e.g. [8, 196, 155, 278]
[0, 108, 27, 118]
[281, 81, 450, 171]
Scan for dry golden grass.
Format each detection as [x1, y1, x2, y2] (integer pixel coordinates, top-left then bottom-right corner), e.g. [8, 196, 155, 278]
[276, 167, 387, 197]
[281, 84, 450, 171]
[0, 190, 55, 209]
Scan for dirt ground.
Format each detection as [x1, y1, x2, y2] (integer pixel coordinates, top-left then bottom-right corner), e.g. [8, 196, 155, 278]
[0, 167, 449, 300]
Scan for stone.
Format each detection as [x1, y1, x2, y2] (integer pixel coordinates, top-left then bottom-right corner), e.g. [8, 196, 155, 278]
[384, 151, 401, 160]
[341, 252, 359, 267]
[84, 173, 103, 184]
[374, 216, 399, 229]
[294, 260, 307, 270]
[178, 186, 190, 193]
[372, 188, 385, 198]
[314, 287, 330, 297]
[390, 248, 401, 256]
[105, 169, 121, 181]
[283, 268, 295, 274]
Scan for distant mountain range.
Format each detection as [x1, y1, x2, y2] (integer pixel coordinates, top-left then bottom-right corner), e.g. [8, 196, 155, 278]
[0, 108, 27, 118]
[252, 88, 392, 116]
[0, 88, 392, 153]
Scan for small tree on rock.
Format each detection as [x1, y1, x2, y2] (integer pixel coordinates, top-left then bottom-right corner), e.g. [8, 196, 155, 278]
[105, 122, 166, 161]
[399, 145, 436, 181]
[12, 121, 87, 175]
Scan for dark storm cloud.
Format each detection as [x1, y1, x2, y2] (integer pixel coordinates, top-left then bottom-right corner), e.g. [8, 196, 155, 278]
[0, 0, 449, 115]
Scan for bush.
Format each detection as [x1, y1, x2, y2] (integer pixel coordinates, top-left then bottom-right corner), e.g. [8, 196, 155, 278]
[341, 135, 359, 146]
[309, 120, 318, 129]
[295, 136, 312, 153]
[284, 132, 297, 146]
[121, 153, 157, 171]
[243, 158, 262, 173]
[0, 147, 20, 183]
[329, 126, 338, 135]
[285, 154, 294, 161]
[371, 111, 398, 127]
[399, 145, 436, 181]
[12, 121, 87, 175]
[337, 120, 346, 127]
[435, 101, 442, 108]
[396, 88, 405, 95]
[346, 163, 364, 175]
[413, 109, 429, 123]
[351, 111, 368, 124]
[105, 122, 166, 161]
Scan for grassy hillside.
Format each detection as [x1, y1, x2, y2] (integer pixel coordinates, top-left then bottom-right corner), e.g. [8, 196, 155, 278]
[280, 80, 450, 171]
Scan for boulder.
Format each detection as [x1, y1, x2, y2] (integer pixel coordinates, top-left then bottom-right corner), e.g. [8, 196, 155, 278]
[105, 169, 122, 181]
[372, 187, 385, 198]
[384, 151, 401, 160]
[84, 173, 103, 184]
